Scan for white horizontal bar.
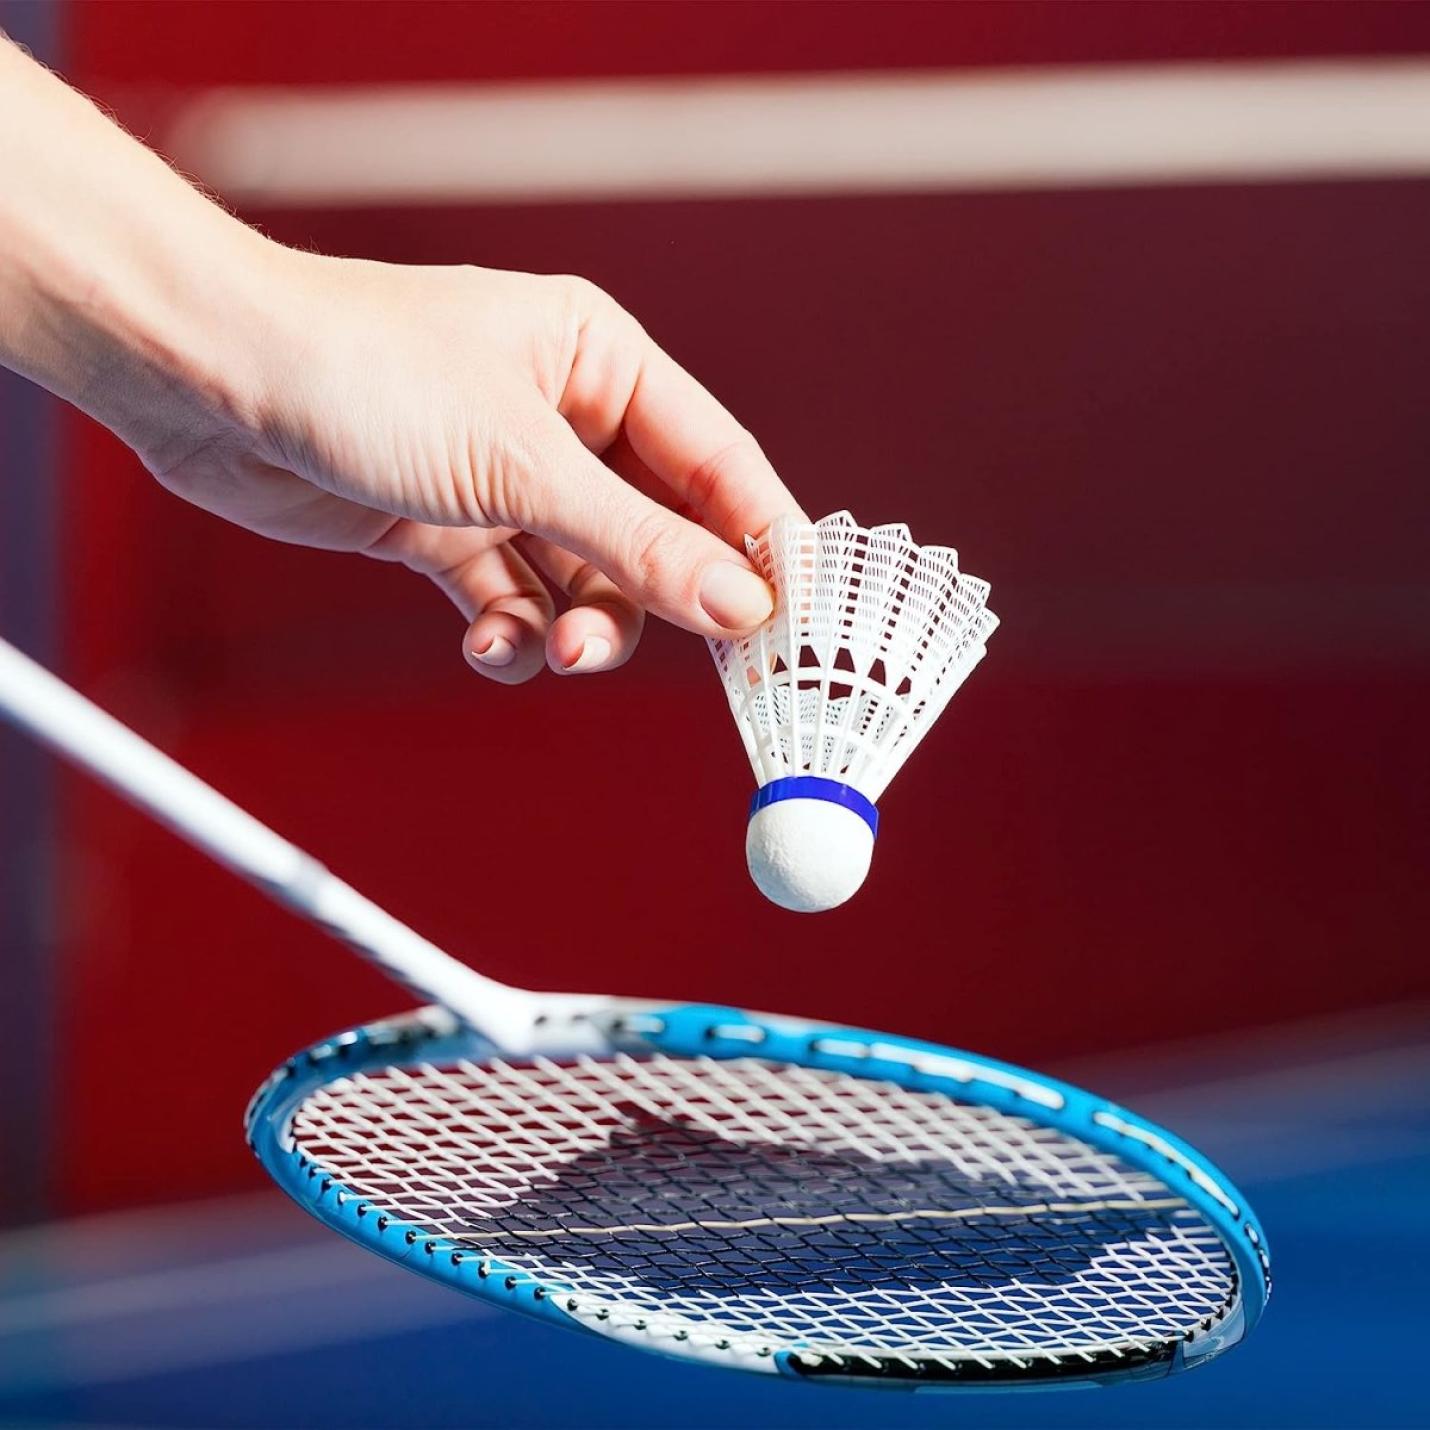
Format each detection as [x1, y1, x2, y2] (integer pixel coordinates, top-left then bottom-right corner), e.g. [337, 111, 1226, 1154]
[162, 59, 1430, 207]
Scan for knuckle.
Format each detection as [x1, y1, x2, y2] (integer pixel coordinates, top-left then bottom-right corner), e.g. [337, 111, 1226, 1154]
[553, 273, 608, 313]
[685, 432, 764, 512]
[555, 274, 641, 339]
[566, 559, 610, 603]
[477, 412, 551, 529]
[625, 510, 689, 596]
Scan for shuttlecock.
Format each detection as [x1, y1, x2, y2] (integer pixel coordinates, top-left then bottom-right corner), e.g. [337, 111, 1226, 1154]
[708, 511, 997, 912]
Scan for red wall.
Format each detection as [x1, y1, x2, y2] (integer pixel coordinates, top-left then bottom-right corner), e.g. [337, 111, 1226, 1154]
[69, 0, 1430, 86]
[46, 3, 1430, 1211]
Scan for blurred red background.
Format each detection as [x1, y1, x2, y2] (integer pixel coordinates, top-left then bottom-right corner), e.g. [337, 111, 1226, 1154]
[7, 2, 1428, 1215]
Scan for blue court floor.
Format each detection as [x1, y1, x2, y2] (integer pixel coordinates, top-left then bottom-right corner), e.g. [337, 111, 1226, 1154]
[2, 1006, 1426, 1429]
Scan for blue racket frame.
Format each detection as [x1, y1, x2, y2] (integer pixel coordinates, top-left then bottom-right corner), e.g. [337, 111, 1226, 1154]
[247, 1002, 1271, 1393]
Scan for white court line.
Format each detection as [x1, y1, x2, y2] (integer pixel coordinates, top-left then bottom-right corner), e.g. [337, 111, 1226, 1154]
[0, 1221, 488, 1393]
[161, 59, 1430, 207]
[0, 1242, 425, 1334]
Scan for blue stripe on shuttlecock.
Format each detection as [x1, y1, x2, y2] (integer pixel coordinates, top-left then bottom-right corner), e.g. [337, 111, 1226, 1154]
[749, 776, 879, 838]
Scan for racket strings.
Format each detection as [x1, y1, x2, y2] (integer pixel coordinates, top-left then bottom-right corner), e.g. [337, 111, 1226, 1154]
[289, 1054, 1237, 1366]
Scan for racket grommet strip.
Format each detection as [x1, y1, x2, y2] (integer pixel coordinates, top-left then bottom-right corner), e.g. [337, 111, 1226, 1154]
[615, 1014, 667, 1038]
[705, 1022, 767, 1044]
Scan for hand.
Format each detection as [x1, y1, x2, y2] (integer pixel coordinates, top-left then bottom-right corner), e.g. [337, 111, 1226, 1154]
[0, 39, 801, 683]
[146, 254, 802, 682]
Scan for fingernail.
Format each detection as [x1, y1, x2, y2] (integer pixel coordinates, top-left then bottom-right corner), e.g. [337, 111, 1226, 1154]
[699, 562, 774, 630]
[562, 636, 612, 673]
[472, 636, 516, 668]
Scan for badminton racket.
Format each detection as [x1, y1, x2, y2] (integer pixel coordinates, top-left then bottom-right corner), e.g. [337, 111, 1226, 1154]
[0, 636, 1269, 1391]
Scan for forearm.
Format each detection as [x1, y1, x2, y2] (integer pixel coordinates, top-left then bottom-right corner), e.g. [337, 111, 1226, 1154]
[0, 38, 277, 467]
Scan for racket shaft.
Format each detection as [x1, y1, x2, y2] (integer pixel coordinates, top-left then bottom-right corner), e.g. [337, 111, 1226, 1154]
[0, 637, 532, 1038]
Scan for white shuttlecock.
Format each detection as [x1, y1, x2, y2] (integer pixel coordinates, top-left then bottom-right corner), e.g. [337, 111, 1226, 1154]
[708, 511, 998, 912]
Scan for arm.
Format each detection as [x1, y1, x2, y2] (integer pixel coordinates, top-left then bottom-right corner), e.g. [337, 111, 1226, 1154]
[0, 39, 798, 678]
[0, 40, 273, 467]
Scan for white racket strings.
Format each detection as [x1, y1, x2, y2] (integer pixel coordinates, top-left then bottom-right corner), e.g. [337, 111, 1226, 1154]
[288, 1054, 1237, 1372]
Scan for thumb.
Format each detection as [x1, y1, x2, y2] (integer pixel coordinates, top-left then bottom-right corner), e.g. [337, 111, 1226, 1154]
[503, 409, 776, 638]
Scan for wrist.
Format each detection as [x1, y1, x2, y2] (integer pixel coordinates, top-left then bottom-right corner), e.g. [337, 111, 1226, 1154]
[3, 204, 286, 470]
[0, 43, 290, 471]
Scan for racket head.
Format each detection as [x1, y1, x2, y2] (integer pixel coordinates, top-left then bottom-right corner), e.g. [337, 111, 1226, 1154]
[247, 1002, 1269, 1392]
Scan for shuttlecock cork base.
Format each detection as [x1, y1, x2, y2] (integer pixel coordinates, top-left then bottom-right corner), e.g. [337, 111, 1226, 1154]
[709, 512, 997, 913]
[747, 777, 879, 913]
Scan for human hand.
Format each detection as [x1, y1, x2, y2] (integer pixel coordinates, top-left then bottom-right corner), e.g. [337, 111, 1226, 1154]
[0, 38, 801, 682]
[145, 253, 803, 682]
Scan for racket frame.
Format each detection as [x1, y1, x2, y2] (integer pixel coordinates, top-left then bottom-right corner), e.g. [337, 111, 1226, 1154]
[247, 998, 1271, 1393]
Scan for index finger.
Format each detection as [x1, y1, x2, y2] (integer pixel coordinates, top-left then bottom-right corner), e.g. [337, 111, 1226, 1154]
[622, 345, 807, 546]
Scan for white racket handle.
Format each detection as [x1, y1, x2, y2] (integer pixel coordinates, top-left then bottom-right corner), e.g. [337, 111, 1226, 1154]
[0, 637, 538, 1046]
